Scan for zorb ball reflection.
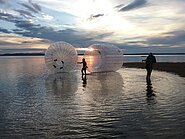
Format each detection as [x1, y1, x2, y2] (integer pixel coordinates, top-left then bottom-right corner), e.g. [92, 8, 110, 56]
[85, 44, 123, 72]
[45, 42, 77, 73]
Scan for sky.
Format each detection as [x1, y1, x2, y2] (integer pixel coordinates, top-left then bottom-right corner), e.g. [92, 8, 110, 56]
[0, 0, 185, 54]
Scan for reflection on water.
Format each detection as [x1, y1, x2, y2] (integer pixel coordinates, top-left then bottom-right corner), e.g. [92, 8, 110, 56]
[124, 55, 185, 62]
[77, 72, 124, 110]
[81, 75, 87, 89]
[145, 79, 157, 106]
[84, 72, 123, 93]
[0, 57, 185, 138]
[146, 79, 156, 97]
[45, 72, 78, 96]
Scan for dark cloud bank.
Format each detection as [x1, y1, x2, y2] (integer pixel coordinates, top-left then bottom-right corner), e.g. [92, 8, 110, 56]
[19, 0, 41, 13]
[118, 0, 147, 12]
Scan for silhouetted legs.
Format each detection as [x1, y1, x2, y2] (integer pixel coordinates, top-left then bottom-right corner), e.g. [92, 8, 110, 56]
[145, 64, 156, 98]
[146, 68, 152, 81]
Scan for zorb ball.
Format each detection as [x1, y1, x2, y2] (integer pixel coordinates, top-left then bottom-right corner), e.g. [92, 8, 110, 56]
[45, 42, 77, 73]
[85, 44, 123, 73]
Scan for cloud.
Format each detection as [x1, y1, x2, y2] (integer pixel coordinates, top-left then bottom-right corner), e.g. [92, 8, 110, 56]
[94, 32, 114, 40]
[29, 0, 41, 12]
[116, 42, 185, 53]
[0, 33, 52, 51]
[114, 4, 125, 9]
[19, 0, 41, 13]
[0, 12, 22, 22]
[119, 0, 147, 12]
[15, 9, 34, 18]
[147, 30, 185, 46]
[88, 14, 104, 20]
[10, 20, 95, 46]
[0, 48, 46, 54]
[0, 0, 41, 20]
[0, 0, 184, 53]
[0, 0, 7, 4]
[0, 27, 11, 33]
[42, 14, 54, 21]
[0, 9, 94, 46]
[91, 14, 104, 18]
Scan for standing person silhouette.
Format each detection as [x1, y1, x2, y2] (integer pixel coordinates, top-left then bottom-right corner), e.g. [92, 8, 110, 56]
[143, 53, 156, 81]
[78, 58, 88, 76]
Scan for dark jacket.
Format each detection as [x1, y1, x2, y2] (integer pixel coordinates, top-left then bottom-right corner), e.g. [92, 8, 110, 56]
[146, 54, 156, 70]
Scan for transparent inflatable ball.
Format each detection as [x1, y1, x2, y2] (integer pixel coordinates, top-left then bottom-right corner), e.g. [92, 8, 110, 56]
[45, 42, 77, 73]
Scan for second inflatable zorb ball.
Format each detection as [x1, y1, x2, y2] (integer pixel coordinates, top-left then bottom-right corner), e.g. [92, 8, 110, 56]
[85, 44, 123, 72]
[45, 42, 77, 73]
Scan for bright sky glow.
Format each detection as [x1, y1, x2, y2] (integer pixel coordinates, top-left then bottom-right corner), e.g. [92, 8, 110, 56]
[0, 0, 185, 53]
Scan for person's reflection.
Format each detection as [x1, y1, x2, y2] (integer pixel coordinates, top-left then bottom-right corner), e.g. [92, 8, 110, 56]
[146, 79, 156, 97]
[82, 75, 87, 89]
[75, 72, 124, 121]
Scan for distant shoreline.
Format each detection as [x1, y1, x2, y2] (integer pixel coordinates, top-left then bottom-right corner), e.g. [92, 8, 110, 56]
[124, 53, 185, 55]
[123, 62, 185, 77]
[0, 53, 45, 56]
[0, 53, 185, 56]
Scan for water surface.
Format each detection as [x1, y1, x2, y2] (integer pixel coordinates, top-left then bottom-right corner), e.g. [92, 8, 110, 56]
[124, 55, 185, 62]
[0, 57, 185, 138]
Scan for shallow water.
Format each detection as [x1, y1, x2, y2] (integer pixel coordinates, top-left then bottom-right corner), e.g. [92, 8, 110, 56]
[0, 57, 185, 138]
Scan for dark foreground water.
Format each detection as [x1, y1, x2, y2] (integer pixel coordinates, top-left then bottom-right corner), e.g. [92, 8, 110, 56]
[0, 57, 185, 138]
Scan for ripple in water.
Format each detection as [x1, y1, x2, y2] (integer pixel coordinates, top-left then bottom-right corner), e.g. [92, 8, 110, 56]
[0, 57, 185, 138]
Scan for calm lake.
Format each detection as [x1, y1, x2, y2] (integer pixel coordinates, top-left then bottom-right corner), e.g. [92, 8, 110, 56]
[124, 55, 185, 62]
[0, 56, 185, 138]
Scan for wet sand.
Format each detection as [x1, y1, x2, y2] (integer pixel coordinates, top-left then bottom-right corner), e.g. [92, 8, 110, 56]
[123, 62, 185, 77]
